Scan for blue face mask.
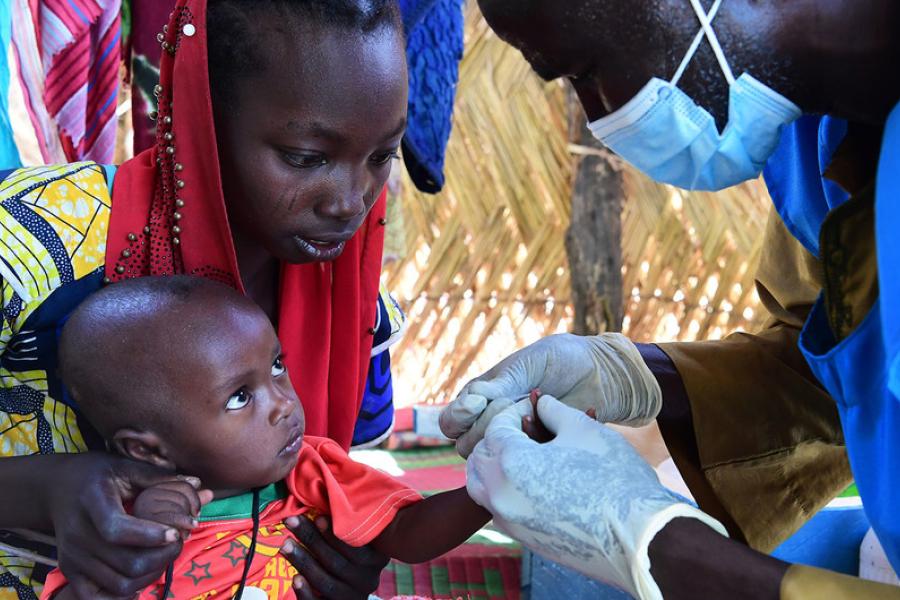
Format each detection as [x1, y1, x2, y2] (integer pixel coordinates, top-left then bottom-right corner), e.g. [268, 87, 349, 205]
[588, 0, 802, 191]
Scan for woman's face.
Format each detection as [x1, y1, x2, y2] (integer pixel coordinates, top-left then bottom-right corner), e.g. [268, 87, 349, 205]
[214, 18, 408, 264]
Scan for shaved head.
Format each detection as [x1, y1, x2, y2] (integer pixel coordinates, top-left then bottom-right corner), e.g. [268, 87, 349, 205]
[59, 276, 261, 438]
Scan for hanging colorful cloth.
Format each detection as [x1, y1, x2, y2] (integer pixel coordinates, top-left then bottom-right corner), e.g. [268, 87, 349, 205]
[126, 0, 172, 155]
[11, 0, 121, 164]
[0, 0, 20, 168]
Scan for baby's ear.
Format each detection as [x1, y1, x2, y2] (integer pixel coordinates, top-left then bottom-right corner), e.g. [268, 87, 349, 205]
[111, 429, 175, 470]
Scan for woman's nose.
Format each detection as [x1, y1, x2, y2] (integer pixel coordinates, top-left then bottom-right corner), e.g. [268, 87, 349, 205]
[317, 192, 366, 221]
[317, 169, 369, 221]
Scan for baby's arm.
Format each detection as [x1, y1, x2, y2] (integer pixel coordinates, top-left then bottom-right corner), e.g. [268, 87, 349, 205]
[370, 487, 490, 564]
[372, 391, 561, 564]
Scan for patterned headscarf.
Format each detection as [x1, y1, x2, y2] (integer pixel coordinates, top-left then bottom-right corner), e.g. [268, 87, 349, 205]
[105, 0, 388, 449]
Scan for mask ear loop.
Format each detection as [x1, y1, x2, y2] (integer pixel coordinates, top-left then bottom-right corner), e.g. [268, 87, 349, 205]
[670, 0, 729, 87]
[688, 0, 735, 84]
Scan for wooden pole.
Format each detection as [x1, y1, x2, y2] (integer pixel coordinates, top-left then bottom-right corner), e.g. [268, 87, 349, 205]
[565, 91, 625, 334]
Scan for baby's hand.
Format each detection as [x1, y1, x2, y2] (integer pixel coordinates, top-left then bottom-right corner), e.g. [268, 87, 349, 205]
[131, 477, 214, 540]
[522, 389, 554, 443]
[522, 389, 597, 443]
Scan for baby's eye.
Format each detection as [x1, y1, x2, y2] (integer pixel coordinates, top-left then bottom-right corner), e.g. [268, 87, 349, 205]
[226, 388, 252, 411]
[272, 356, 286, 377]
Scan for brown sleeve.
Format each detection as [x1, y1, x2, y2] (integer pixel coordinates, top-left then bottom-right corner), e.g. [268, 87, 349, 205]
[781, 565, 900, 599]
[657, 211, 851, 552]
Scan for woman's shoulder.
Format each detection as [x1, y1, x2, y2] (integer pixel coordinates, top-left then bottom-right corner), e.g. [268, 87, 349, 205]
[0, 162, 113, 312]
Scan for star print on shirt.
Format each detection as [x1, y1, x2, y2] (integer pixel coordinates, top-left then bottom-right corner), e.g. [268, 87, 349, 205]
[149, 585, 175, 599]
[183, 560, 213, 585]
[223, 540, 248, 568]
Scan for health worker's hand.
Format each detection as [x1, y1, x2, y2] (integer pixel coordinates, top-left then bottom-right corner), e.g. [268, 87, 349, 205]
[48, 453, 194, 600]
[467, 395, 727, 600]
[440, 333, 661, 457]
[280, 514, 389, 600]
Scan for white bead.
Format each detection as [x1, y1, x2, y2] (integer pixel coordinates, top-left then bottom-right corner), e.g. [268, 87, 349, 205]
[182, 23, 196, 37]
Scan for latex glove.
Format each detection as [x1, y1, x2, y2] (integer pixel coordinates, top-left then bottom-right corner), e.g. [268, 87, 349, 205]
[441, 333, 660, 457]
[467, 395, 727, 600]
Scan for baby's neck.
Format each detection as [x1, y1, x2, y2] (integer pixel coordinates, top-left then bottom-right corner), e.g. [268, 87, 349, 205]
[212, 486, 253, 500]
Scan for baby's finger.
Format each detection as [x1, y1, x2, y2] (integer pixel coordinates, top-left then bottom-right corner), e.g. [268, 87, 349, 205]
[145, 481, 203, 515]
[198, 489, 214, 506]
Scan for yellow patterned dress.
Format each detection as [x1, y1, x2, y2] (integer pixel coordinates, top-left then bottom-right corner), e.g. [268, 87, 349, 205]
[0, 162, 113, 598]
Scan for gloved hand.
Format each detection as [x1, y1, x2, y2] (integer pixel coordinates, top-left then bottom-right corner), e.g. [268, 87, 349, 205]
[467, 395, 727, 600]
[440, 333, 661, 457]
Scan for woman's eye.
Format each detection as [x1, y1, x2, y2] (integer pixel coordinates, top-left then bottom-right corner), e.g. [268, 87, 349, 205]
[272, 357, 286, 377]
[226, 389, 252, 411]
[283, 152, 328, 169]
[370, 150, 399, 166]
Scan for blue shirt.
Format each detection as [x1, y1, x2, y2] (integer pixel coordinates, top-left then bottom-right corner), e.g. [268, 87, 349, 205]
[764, 107, 900, 572]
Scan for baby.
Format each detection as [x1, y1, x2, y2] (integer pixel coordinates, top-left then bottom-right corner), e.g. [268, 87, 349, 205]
[42, 276, 491, 599]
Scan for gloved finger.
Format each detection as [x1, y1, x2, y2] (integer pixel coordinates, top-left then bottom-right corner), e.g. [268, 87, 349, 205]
[477, 399, 535, 451]
[534, 394, 594, 435]
[467, 370, 531, 404]
[491, 397, 534, 428]
[455, 396, 517, 458]
[439, 393, 487, 439]
[465, 450, 488, 508]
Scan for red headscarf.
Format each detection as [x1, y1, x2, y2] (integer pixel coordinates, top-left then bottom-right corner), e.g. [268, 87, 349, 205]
[105, 0, 387, 450]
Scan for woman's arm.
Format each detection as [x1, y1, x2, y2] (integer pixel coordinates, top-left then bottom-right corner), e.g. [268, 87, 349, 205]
[371, 487, 491, 563]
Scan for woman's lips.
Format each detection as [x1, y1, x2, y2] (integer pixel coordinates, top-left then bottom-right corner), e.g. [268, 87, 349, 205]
[293, 236, 347, 261]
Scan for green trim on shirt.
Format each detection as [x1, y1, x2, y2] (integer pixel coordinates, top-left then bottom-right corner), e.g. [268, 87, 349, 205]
[199, 481, 289, 522]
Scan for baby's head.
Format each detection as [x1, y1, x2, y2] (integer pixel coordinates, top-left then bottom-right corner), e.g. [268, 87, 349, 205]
[60, 276, 304, 495]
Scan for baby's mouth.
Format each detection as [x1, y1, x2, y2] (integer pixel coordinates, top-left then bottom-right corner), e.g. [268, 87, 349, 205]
[280, 426, 304, 456]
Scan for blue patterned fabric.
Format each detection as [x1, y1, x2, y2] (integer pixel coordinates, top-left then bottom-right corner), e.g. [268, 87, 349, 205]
[400, 0, 465, 193]
[352, 291, 405, 447]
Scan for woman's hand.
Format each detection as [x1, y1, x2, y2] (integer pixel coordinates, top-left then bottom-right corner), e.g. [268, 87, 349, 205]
[46, 453, 191, 600]
[280, 515, 389, 600]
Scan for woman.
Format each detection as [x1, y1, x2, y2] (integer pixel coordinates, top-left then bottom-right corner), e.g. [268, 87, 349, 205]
[0, 0, 408, 597]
